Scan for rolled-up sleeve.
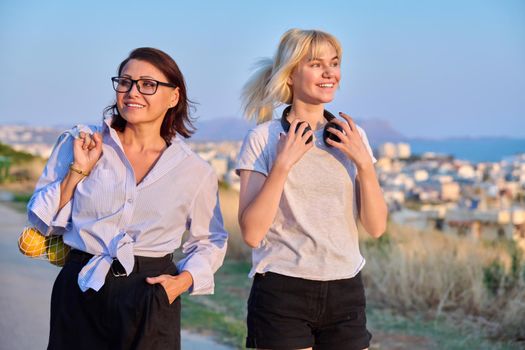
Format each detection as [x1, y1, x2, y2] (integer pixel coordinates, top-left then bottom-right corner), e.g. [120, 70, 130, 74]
[27, 131, 75, 236]
[176, 169, 228, 295]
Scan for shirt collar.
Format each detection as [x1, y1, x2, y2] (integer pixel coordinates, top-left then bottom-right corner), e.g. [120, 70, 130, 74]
[101, 116, 191, 187]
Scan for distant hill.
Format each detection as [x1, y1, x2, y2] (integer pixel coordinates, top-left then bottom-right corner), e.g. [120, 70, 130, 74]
[192, 117, 406, 144]
[357, 119, 406, 145]
[1, 117, 406, 145]
[192, 118, 255, 142]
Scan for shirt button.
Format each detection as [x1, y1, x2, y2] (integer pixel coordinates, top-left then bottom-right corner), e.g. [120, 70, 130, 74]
[127, 199, 133, 204]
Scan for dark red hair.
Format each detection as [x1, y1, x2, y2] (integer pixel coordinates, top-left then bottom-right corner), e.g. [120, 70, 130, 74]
[104, 47, 196, 141]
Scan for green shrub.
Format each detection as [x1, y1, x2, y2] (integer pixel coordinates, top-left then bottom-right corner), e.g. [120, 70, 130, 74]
[483, 260, 505, 295]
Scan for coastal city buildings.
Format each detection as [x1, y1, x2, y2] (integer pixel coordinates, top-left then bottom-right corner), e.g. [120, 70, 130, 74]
[378, 143, 525, 250]
[1, 125, 524, 249]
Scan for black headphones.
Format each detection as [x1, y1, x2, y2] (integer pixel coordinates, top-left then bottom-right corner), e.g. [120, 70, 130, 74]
[280, 105, 343, 147]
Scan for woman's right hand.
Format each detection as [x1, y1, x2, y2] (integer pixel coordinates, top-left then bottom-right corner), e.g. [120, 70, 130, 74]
[72, 132, 103, 174]
[274, 119, 313, 172]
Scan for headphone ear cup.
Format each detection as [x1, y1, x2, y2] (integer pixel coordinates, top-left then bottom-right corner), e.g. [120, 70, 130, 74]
[280, 106, 292, 133]
[323, 122, 344, 147]
[296, 122, 313, 144]
[280, 106, 313, 144]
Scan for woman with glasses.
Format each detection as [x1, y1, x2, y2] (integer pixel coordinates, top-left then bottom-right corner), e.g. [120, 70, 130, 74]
[27, 47, 228, 350]
[236, 29, 387, 349]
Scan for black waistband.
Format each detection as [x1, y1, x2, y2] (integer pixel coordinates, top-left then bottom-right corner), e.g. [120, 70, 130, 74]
[68, 249, 174, 275]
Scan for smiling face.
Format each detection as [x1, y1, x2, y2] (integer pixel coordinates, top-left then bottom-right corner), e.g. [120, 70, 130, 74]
[116, 59, 179, 128]
[288, 42, 341, 106]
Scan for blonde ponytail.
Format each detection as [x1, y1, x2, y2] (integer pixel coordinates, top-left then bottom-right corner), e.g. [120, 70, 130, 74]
[241, 58, 274, 123]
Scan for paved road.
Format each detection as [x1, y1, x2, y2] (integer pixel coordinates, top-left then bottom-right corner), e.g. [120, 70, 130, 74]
[0, 202, 232, 350]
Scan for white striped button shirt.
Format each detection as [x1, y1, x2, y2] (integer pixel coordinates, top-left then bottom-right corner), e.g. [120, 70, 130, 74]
[27, 118, 228, 294]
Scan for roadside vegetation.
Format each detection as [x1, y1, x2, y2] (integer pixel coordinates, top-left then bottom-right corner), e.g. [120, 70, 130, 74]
[0, 142, 44, 193]
[4, 155, 523, 349]
[361, 224, 524, 347]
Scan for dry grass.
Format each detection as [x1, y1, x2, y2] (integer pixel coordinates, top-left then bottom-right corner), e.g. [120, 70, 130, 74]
[9, 158, 46, 181]
[360, 223, 525, 341]
[218, 187, 250, 261]
[0, 158, 45, 193]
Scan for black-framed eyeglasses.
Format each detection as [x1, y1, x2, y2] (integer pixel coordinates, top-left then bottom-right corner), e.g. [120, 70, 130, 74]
[111, 77, 176, 95]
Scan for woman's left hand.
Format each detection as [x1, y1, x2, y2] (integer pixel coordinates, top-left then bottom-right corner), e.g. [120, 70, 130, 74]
[146, 271, 194, 304]
[326, 112, 373, 170]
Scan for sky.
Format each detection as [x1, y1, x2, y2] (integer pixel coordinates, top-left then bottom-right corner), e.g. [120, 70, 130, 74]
[0, 0, 524, 138]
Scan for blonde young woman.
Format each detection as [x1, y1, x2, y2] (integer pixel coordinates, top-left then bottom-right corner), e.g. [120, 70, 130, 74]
[236, 29, 387, 349]
[27, 47, 227, 350]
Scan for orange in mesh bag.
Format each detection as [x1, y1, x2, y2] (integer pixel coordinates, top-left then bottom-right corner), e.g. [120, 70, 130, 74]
[18, 227, 70, 266]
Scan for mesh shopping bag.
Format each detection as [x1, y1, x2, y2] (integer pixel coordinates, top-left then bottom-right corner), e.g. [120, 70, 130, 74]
[18, 227, 70, 266]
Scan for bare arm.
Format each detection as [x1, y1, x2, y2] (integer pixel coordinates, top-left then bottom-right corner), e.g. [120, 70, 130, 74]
[326, 113, 387, 238]
[355, 165, 388, 238]
[238, 166, 288, 248]
[58, 171, 89, 210]
[58, 132, 103, 210]
[238, 120, 313, 248]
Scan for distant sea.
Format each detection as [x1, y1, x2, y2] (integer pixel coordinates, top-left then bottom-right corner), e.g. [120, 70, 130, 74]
[407, 138, 525, 163]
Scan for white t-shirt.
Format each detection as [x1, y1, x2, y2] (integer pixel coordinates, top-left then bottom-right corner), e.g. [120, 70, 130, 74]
[236, 119, 377, 281]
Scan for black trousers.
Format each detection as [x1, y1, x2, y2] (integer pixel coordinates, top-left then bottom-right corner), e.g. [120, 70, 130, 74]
[48, 250, 181, 350]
